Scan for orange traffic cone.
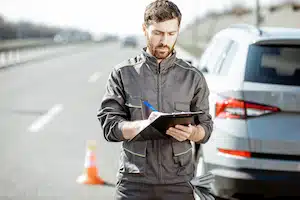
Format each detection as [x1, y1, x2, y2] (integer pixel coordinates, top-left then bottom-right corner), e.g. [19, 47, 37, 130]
[77, 140, 105, 185]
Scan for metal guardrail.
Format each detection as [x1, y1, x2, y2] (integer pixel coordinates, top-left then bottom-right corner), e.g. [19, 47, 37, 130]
[0, 38, 94, 68]
[0, 38, 116, 69]
[0, 38, 57, 52]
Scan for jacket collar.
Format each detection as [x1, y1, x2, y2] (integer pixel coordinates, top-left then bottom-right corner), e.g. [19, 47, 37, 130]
[141, 47, 177, 74]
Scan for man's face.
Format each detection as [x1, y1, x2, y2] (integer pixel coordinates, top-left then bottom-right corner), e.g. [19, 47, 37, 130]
[143, 18, 179, 60]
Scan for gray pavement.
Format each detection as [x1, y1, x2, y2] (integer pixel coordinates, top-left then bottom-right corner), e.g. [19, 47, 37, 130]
[0, 42, 141, 200]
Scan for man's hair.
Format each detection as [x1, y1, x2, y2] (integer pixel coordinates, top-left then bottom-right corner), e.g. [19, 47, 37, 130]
[144, 0, 182, 27]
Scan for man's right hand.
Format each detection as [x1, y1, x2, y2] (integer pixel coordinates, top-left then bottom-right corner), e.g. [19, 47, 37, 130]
[121, 120, 149, 140]
[121, 111, 166, 140]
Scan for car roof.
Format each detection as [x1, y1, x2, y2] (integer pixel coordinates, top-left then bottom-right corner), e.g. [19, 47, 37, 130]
[215, 24, 300, 45]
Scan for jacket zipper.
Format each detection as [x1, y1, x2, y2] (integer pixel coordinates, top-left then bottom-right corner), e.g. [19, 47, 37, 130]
[157, 63, 162, 182]
[157, 64, 160, 112]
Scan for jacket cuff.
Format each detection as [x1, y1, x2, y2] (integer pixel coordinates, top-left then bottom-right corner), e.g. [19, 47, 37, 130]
[115, 121, 126, 141]
[196, 124, 211, 144]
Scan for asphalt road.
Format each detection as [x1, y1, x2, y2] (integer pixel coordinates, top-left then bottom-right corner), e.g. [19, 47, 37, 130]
[0, 42, 143, 200]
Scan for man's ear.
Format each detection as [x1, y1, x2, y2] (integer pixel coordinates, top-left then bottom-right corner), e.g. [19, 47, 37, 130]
[142, 23, 147, 36]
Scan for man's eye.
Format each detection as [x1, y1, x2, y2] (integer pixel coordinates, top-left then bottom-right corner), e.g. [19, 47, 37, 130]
[154, 31, 161, 35]
[169, 32, 176, 36]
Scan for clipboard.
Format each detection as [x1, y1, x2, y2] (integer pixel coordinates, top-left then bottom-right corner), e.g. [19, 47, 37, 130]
[130, 111, 204, 141]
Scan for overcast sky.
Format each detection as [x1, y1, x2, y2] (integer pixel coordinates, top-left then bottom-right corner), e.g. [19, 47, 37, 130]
[1, 0, 288, 35]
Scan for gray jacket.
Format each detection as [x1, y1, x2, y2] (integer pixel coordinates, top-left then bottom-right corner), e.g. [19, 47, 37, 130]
[97, 48, 213, 184]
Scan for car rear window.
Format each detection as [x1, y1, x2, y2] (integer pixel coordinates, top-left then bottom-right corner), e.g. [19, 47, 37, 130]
[245, 44, 300, 86]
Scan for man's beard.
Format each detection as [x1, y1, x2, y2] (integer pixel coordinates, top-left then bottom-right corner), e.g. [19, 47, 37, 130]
[146, 35, 176, 60]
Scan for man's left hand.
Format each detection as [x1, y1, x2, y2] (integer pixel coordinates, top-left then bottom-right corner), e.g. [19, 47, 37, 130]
[166, 124, 205, 142]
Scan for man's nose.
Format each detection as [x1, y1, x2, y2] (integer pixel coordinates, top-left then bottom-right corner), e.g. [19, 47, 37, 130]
[161, 34, 168, 46]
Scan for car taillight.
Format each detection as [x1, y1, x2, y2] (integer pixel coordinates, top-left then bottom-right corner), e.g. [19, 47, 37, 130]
[218, 148, 251, 158]
[215, 98, 280, 119]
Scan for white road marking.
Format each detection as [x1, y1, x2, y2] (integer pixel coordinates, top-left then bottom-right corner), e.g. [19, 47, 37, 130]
[28, 104, 63, 132]
[88, 72, 102, 83]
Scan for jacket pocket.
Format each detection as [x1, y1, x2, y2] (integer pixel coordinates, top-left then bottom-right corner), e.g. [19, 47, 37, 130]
[174, 101, 190, 112]
[172, 141, 194, 176]
[125, 96, 142, 121]
[120, 141, 147, 174]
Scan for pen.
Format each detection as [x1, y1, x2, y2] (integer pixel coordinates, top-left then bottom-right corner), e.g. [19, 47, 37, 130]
[142, 100, 158, 112]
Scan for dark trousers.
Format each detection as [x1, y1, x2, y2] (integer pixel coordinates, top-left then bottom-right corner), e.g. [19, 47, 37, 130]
[115, 180, 195, 200]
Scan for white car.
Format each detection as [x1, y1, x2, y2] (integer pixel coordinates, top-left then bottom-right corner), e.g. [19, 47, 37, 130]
[196, 24, 300, 199]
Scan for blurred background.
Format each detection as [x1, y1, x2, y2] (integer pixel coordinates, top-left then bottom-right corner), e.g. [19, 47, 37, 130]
[1, 0, 300, 56]
[0, 0, 299, 200]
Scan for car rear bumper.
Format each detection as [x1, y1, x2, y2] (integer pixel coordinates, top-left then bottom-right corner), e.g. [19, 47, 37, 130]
[206, 163, 300, 198]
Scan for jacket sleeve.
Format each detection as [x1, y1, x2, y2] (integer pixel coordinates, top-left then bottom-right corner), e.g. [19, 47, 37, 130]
[191, 71, 213, 144]
[97, 67, 129, 142]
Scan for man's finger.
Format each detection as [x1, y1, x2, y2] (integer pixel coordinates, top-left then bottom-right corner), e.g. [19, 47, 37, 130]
[166, 130, 184, 141]
[169, 127, 190, 138]
[175, 124, 193, 133]
[166, 129, 188, 141]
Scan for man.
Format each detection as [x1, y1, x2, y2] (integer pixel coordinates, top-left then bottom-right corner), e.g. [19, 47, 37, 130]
[97, 0, 213, 199]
